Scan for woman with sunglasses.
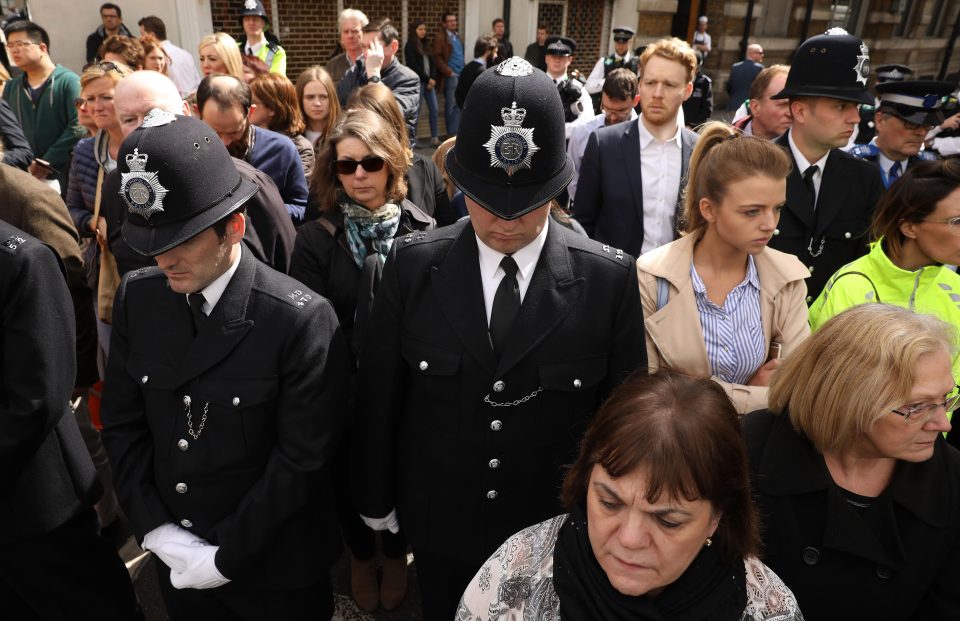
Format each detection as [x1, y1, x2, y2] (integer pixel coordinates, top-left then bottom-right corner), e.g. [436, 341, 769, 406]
[745, 303, 960, 619]
[289, 108, 433, 612]
[811, 160, 960, 392]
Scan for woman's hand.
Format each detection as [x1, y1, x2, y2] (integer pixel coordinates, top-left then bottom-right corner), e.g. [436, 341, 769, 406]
[747, 358, 782, 387]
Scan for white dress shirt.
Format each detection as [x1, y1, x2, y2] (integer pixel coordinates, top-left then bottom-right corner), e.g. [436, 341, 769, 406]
[245, 35, 266, 56]
[584, 52, 634, 94]
[185, 245, 242, 316]
[475, 217, 549, 325]
[787, 130, 830, 207]
[566, 109, 638, 201]
[162, 40, 202, 96]
[637, 114, 683, 255]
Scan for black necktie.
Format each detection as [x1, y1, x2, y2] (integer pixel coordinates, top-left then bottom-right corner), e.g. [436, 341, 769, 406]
[803, 165, 819, 208]
[489, 256, 520, 358]
[188, 293, 206, 332]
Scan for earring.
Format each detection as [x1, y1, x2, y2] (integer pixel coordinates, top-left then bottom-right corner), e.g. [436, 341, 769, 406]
[705, 537, 713, 547]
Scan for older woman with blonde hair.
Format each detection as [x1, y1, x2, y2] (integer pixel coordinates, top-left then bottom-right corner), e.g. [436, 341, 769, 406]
[637, 121, 809, 413]
[198, 32, 243, 79]
[745, 303, 960, 619]
[290, 107, 433, 611]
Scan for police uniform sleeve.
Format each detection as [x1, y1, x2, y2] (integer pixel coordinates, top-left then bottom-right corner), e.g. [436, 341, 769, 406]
[808, 267, 875, 332]
[352, 241, 407, 517]
[602, 255, 647, 396]
[572, 131, 603, 236]
[0, 237, 76, 492]
[212, 296, 350, 579]
[585, 57, 605, 94]
[280, 139, 309, 222]
[100, 274, 177, 537]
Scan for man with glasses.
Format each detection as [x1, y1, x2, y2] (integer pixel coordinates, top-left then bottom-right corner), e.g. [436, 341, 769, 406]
[849, 80, 953, 189]
[566, 68, 639, 202]
[196, 74, 308, 223]
[2, 20, 82, 192]
[85, 3, 132, 63]
[325, 8, 369, 86]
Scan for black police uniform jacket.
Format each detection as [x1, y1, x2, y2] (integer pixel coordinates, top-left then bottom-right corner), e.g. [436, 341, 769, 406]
[353, 218, 646, 566]
[101, 249, 350, 587]
[744, 410, 960, 620]
[0, 223, 100, 541]
[770, 131, 883, 300]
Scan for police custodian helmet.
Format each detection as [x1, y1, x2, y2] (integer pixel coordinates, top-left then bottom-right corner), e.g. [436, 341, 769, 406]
[445, 57, 574, 220]
[773, 28, 873, 105]
[120, 109, 259, 256]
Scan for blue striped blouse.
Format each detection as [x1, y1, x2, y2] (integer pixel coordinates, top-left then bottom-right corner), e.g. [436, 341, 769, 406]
[690, 257, 766, 385]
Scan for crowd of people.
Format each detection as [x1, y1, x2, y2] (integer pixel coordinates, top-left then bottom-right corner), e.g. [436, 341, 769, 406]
[3, 4, 960, 621]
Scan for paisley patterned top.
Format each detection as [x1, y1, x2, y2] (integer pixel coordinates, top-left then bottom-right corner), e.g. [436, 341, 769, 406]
[455, 514, 805, 621]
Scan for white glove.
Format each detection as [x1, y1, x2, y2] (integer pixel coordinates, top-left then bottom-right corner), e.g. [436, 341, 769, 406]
[361, 509, 400, 534]
[142, 523, 208, 572]
[168, 544, 230, 590]
[364, 38, 384, 77]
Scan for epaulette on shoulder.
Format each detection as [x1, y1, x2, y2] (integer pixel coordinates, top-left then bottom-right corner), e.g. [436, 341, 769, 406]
[917, 150, 940, 161]
[848, 143, 879, 159]
[0, 233, 28, 254]
[396, 226, 457, 251]
[267, 41, 281, 52]
[126, 266, 164, 281]
[567, 233, 631, 267]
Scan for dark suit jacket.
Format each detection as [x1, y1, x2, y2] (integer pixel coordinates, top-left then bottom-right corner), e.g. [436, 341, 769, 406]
[455, 60, 485, 109]
[0, 98, 33, 170]
[101, 249, 350, 586]
[745, 410, 960, 620]
[0, 223, 99, 541]
[768, 132, 883, 299]
[726, 60, 763, 111]
[353, 219, 646, 566]
[573, 118, 698, 256]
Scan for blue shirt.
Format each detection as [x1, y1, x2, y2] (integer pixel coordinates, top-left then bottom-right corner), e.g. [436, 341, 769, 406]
[690, 256, 765, 385]
[448, 31, 464, 75]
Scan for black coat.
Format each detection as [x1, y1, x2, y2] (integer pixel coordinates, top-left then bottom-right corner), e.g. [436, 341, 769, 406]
[725, 60, 762, 111]
[0, 222, 99, 541]
[573, 119, 698, 256]
[101, 249, 350, 587]
[768, 132, 883, 300]
[455, 60, 486, 109]
[524, 42, 546, 72]
[353, 219, 646, 566]
[403, 38, 436, 83]
[407, 153, 456, 226]
[336, 58, 421, 142]
[744, 410, 960, 620]
[683, 72, 713, 128]
[0, 98, 34, 170]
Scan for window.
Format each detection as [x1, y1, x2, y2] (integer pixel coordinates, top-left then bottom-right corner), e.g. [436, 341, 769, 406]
[928, 0, 951, 37]
[828, 0, 866, 33]
[893, 0, 919, 37]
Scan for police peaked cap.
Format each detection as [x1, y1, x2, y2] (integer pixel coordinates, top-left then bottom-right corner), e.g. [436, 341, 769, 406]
[612, 27, 635, 42]
[120, 110, 259, 257]
[876, 80, 954, 126]
[772, 28, 873, 105]
[875, 63, 913, 84]
[445, 57, 574, 220]
[545, 36, 576, 56]
[239, 0, 269, 22]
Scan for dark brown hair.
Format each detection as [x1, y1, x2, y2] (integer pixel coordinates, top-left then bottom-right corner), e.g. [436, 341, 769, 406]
[346, 83, 412, 158]
[250, 72, 305, 136]
[748, 64, 789, 103]
[602, 67, 637, 100]
[98, 34, 143, 70]
[871, 159, 960, 258]
[561, 369, 761, 564]
[138, 15, 167, 41]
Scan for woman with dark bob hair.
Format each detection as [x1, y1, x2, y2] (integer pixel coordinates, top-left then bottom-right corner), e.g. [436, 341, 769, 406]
[457, 369, 802, 620]
[745, 304, 960, 619]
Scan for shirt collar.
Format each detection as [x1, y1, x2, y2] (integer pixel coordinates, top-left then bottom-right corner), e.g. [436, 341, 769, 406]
[690, 255, 759, 296]
[186, 244, 242, 315]
[787, 129, 830, 174]
[476, 216, 549, 283]
[876, 149, 904, 177]
[637, 113, 682, 149]
[246, 35, 266, 55]
[472, 56, 487, 67]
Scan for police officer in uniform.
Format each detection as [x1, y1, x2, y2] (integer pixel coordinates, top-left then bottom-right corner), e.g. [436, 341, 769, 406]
[353, 57, 645, 621]
[768, 28, 883, 301]
[101, 113, 349, 619]
[585, 26, 638, 113]
[238, 0, 286, 76]
[849, 80, 952, 188]
[853, 63, 913, 145]
[543, 35, 595, 137]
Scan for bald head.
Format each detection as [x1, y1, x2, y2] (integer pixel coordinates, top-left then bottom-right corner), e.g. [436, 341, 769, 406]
[115, 71, 190, 137]
[746, 44, 764, 63]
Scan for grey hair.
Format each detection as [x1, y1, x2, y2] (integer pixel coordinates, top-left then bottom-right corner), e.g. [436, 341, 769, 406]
[339, 8, 369, 28]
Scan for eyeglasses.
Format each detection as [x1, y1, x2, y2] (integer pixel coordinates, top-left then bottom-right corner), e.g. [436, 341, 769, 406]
[891, 385, 960, 424]
[4, 40, 38, 50]
[922, 215, 960, 236]
[334, 157, 385, 175]
[81, 60, 130, 76]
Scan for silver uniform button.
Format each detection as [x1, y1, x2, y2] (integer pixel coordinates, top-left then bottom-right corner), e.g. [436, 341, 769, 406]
[844, 231, 852, 239]
[177, 439, 189, 451]
[175, 482, 188, 494]
[488, 459, 500, 469]
[232, 397, 240, 406]
[807, 265, 815, 274]
[419, 360, 429, 371]
[573, 378, 582, 389]
[141, 375, 149, 384]
[490, 420, 503, 431]
[486, 490, 498, 500]
[806, 296, 813, 303]
[773, 228, 780, 236]
[493, 380, 505, 392]
[183, 395, 191, 406]
[180, 519, 193, 528]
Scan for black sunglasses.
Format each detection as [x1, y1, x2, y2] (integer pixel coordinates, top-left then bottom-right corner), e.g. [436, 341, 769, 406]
[334, 157, 385, 175]
[81, 60, 129, 76]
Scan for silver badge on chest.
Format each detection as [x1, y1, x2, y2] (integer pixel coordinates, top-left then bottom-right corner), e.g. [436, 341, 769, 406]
[483, 101, 539, 176]
[120, 148, 168, 220]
